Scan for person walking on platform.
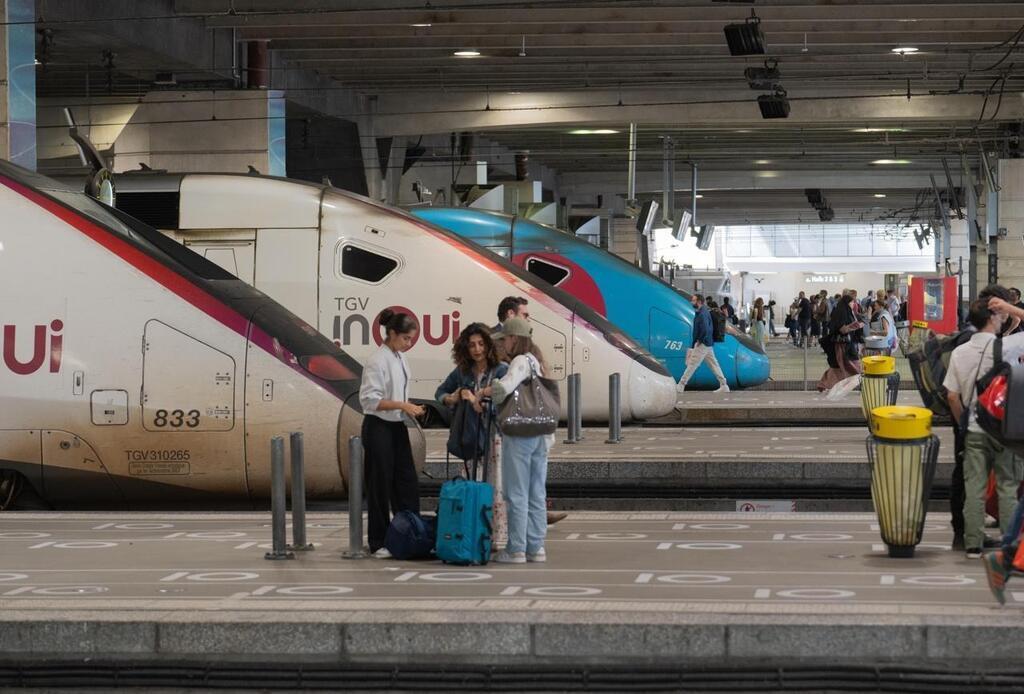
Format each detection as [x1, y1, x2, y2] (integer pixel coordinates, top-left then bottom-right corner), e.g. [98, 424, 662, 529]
[797, 291, 812, 348]
[767, 299, 779, 337]
[944, 299, 1019, 558]
[358, 310, 424, 559]
[678, 294, 729, 393]
[478, 317, 553, 564]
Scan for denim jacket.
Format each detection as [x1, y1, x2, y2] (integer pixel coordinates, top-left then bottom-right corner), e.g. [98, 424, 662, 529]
[435, 363, 509, 412]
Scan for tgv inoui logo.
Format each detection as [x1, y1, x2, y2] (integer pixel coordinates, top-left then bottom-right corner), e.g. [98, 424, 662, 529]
[2, 320, 63, 375]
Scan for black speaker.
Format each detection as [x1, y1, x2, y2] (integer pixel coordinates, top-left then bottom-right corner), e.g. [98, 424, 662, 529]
[757, 93, 790, 119]
[636, 200, 659, 236]
[694, 224, 715, 251]
[723, 16, 765, 56]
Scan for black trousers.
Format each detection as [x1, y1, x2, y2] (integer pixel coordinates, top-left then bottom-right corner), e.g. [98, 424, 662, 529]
[950, 423, 966, 537]
[362, 415, 420, 552]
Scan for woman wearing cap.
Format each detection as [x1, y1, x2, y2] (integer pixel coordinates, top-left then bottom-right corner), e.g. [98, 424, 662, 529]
[478, 317, 553, 564]
[358, 309, 425, 559]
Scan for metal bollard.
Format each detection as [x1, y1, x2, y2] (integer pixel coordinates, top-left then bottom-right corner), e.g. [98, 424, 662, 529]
[606, 372, 622, 444]
[563, 373, 579, 444]
[288, 432, 314, 552]
[802, 342, 809, 392]
[574, 373, 584, 441]
[265, 436, 295, 561]
[342, 435, 367, 559]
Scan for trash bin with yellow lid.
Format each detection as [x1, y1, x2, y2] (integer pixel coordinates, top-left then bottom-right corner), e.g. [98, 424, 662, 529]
[861, 356, 900, 421]
[865, 406, 940, 558]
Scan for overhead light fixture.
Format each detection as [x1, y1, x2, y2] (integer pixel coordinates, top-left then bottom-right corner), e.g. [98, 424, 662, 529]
[723, 12, 766, 56]
[735, 129, 752, 133]
[754, 159, 771, 165]
[569, 129, 619, 135]
[410, 23, 432, 27]
[871, 159, 911, 165]
[744, 59, 781, 90]
[153, 72, 177, 86]
[756, 171, 779, 178]
[891, 47, 919, 55]
[695, 194, 704, 199]
[453, 49, 481, 57]
[852, 127, 907, 133]
[873, 193, 887, 198]
[757, 91, 790, 119]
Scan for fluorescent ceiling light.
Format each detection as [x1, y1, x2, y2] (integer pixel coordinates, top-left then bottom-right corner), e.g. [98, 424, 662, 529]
[569, 129, 619, 135]
[410, 23, 432, 27]
[755, 171, 779, 178]
[873, 193, 887, 198]
[891, 47, 919, 54]
[871, 159, 911, 165]
[695, 194, 704, 199]
[754, 159, 771, 165]
[851, 126, 909, 134]
[453, 49, 481, 57]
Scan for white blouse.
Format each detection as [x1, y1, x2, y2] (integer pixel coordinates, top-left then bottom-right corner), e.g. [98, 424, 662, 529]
[359, 344, 410, 422]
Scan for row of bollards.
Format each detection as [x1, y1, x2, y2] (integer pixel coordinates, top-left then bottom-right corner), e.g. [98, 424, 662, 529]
[265, 432, 314, 561]
[563, 372, 623, 445]
[342, 435, 367, 559]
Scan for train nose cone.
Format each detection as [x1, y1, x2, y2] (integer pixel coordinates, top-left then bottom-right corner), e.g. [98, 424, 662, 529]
[626, 360, 679, 419]
[736, 346, 771, 388]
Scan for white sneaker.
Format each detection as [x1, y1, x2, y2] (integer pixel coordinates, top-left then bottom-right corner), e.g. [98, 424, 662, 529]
[372, 547, 392, 559]
[527, 548, 547, 563]
[714, 384, 730, 393]
[676, 383, 686, 393]
[494, 550, 526, 564]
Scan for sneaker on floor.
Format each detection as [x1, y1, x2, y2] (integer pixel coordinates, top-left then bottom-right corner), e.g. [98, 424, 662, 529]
[966, 547, 983, 559]
[527, 548, 547, 563]
[982, 551, 1009, 605]
[985, 514, 999, 528]
[494, 550, 526, 564]
[371, 547, 392, 559]
[714, 384, 730, 393]
[547, 511, 568, 524]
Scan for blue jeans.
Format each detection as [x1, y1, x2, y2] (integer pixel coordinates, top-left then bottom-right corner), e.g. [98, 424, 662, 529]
[501, 435, 549, 555]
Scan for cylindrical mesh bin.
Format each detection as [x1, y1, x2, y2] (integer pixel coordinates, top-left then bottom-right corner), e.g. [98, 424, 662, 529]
[861, 356, 900, 420]
[866, 406, 940, 558]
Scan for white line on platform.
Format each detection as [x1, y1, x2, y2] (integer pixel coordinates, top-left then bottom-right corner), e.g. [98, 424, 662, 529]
[880, 575, 896, 585]
[754, 589, 771, 599]
[500, 586, 522, 596]
[394, 572, 418, 582]
[160, 572, 189, 582]
[634, 573, 654, 584]
[251, 585, 277, 595]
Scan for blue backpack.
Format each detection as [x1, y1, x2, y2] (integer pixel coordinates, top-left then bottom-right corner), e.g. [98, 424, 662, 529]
[435, 477, 493, 565]
[384, 510, 437, 560]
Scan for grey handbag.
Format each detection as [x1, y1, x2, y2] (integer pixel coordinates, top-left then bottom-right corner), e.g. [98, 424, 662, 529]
[497, 359, 561, 437]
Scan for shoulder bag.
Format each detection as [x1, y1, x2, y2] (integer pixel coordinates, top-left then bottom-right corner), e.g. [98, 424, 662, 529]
[497, 358, 560, 437]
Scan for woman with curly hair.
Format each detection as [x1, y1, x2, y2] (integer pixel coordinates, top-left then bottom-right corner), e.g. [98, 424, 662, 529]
[435, 323, 508, 461]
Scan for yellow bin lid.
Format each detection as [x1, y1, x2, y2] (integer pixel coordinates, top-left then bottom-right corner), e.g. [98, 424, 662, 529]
[863, 355, 896, 375]
[870, 406, 933, 440]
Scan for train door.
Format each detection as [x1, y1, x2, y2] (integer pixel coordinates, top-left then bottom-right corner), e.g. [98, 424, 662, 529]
[253, 228, 319, 327]
[534, 318, 566, 380]
[185, 241, 255, 283]
[136, 319, 245, 498]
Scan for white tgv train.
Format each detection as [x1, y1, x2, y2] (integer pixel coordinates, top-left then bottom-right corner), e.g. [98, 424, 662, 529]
[112, 173, 678, 422]
[0, 160, 421, 510]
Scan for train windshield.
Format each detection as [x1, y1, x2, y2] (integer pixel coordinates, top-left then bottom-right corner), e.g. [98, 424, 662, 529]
[1, 162, 363, 397]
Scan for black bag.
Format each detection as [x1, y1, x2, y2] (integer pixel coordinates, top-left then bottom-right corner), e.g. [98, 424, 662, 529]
[384, 510, 437, 560]
[711, 311, 726, 343]
[907, 328, 973, 417]
[446, 397, 488, 462]
[820, 334, 839, 369]
[784, 315, 794, 330]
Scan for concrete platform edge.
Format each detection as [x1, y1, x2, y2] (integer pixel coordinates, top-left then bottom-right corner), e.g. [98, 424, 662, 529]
[1, 612, 1021, 665]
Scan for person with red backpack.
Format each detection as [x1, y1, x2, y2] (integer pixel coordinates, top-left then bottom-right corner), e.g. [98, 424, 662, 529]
[944, 299, 1020, 558]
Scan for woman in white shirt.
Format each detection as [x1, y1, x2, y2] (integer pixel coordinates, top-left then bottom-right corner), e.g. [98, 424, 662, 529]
[358, 309, 425, 558]
[478, 317, 553, 564]
[866, 298, 897, 355]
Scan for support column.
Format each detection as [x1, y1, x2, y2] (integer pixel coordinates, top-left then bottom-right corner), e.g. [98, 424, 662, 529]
[997, 159, 1024, 292]
[1, 0, 36, 169]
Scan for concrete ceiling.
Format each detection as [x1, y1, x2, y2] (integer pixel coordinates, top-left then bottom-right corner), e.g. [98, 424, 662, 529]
[30, 0, 1024, 224]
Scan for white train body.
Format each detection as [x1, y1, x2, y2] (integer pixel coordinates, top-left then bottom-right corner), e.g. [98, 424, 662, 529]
[0, 162, 404, 509]
[114, 174, 677, 422]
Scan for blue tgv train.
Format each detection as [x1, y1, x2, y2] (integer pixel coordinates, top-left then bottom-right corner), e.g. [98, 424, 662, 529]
[412, 207, 770, 390]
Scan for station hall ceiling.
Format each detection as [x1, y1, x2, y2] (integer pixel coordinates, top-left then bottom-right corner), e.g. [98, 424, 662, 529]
[30, 0, 1024, 224]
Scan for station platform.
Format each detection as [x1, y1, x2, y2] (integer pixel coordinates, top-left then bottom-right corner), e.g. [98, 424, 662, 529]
[422, 426, 956, 510]
[654, 389, 928, 425]
[0, 511, 1018, 689]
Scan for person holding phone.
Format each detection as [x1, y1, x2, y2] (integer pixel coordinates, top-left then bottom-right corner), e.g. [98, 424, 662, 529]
[359, 309, 425, 558]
